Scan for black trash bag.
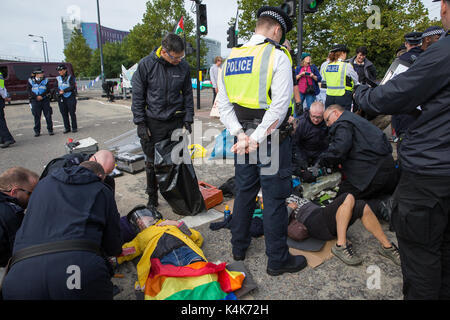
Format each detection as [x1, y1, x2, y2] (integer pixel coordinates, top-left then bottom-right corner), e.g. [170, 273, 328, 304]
[154, 137, 206, 216]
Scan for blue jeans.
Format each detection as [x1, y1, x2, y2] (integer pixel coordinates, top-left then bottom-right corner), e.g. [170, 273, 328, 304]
[160, 245, 204, 266]
[300, 93, 316, 112]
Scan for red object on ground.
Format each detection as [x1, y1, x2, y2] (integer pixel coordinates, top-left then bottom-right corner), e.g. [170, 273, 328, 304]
[68, 138, 73, 143]
[198, 181, 223, 210]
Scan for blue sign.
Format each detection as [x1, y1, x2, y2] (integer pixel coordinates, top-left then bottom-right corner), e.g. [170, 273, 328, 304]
[225, 57, 254, 76]
[326, 64, 340, 72]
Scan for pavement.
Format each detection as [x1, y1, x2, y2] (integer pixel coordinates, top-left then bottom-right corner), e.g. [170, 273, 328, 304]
[0, 90, 403, 300]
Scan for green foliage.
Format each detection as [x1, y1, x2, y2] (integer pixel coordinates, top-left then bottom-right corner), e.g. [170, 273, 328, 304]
[124, 0, 207, 69]
[63, 29, 92, 77]
[235, 0, 441, 75]
[88, 41, 134, 78]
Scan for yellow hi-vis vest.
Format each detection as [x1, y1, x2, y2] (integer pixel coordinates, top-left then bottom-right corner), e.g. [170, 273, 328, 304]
[323, 61, 354, 96]
[0, 72, 4, 89]
[222, 42, 293, 110]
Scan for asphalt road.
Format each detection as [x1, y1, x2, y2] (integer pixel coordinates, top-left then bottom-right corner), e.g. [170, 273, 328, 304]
[0, 91, 403, 300]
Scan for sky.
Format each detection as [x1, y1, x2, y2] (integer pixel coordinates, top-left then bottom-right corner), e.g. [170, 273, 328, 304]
[0, 0, 441, 63]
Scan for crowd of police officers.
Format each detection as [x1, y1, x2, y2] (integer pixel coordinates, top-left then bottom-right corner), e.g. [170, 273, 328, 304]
[0, 0, 449, 301]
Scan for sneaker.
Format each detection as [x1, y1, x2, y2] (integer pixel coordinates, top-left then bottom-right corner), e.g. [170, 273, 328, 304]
[266, 254, 307, 276]
[48, 131, 54, 136]
[34, 132, 40, 137]
[378, 243, 401, 266]
[332, 243, 363, 266]
[72, 129, 78, 133]
[63, 129, 71, 134]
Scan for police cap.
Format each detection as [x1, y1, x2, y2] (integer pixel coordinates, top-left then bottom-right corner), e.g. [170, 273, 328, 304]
[422, 26, 445, 38]
[32, 68, 44, 75]
[56, 64, 67, 71]
[404, 32, 423, 45]
[257, 6, 293, 44]
[330, 44, 349, 53]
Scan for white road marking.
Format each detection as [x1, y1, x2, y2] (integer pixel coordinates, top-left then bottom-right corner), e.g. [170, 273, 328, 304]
[95, 100, 131, 110]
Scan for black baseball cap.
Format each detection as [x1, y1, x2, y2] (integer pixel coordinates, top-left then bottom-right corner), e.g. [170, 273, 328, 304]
[330, 44, 349, 53]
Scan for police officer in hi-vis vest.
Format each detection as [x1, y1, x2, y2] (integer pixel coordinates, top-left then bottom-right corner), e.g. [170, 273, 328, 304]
[27, 68, 53, 137]
[56, 64, 77, 133]
[217, 6, 307, 276]
[322, 44, 359, 110]
[0, 71, 15, 148]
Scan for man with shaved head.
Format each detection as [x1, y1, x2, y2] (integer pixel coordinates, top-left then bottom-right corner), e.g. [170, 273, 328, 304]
[40, 149, 116, 192]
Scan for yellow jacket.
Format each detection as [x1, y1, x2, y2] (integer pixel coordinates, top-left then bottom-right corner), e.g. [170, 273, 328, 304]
[117, 221, 205, 289]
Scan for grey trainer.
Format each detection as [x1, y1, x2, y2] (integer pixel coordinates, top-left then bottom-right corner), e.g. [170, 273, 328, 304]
[332, 243, 363, 266]
[378, 243, 401, 266]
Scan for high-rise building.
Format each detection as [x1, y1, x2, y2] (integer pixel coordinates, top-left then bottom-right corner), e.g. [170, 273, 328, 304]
[61, 16, 129, 50]
[203, 37, 221, 68]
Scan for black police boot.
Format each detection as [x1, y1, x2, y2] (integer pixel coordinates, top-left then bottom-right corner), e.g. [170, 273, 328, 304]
[34, 132, 40, 137]
[63, 128, 71, 134]
[266, 254, 307, 276]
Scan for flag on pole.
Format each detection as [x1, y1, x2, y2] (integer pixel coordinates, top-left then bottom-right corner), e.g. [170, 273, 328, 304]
[175, 16, 184, 34]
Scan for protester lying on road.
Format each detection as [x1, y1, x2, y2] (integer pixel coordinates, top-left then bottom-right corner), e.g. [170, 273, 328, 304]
[287, 193, 400, 266]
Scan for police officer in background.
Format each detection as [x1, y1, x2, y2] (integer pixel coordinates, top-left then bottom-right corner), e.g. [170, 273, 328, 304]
[392, 32, 424, 140]
[56, 64, 77, 133]
[421, 26, 445, 51]
[27, 69, 53, 137]
[322, 44, 359, 110]
[353, 0, 450, 299]
[217, 6, 307, 276]
[0, 71, 15, 148]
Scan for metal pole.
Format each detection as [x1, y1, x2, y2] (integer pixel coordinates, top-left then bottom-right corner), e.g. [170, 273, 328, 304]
[195, 1, 201, 110]
[96, 0, 105, 84]
[297, 0, 304, 67]
[44, 41, 49, 62]
[40, 38, 46, 62]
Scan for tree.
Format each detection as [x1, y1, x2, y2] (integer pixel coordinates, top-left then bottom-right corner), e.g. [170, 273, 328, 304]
[235, 0, 440, 75]
[124, 0, 207, 71]
[88, 41, 134, 78]
[63, 29, 92, 77]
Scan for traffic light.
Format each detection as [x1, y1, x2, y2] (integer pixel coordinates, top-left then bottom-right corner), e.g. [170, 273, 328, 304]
[281, 0, 296, 18]
[199, 4, 208, 35]
[227, 26, 236, 48]
[304, 0, 324, 13]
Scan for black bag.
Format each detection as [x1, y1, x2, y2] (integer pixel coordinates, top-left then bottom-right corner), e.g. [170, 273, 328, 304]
[154, 137, 206, 216]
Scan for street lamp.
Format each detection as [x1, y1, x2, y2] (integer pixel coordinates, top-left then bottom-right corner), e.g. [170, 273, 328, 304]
[32, 40, 49, 62]
[28, 34, 48, 62]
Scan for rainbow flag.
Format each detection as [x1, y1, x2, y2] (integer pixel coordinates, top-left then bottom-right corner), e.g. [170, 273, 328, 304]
[144, 258, 245, 300]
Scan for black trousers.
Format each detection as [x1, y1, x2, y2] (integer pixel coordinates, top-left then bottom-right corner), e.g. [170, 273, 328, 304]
[391, 171, 450, 300]
[304, 193, 366, 241]
[58, 95, 77, 131]
[31, 99, 53, 134]
[0, 100, 14, 143]
[140, 117, 184, 196]
[212, 87, 217, 106]
[337, 155, 397, 219]
[325, 91, 353, 111]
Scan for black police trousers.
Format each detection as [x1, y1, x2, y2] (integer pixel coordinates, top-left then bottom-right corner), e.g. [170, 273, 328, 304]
[58, 95, 77, 131]
[391, 171, 450, 300]
[325, 91, 353, 111]
[0, 99, 14, 143]
[140, 117, 184, 197]
[231, 135, 292, 269]
[31, 98, 53, 134]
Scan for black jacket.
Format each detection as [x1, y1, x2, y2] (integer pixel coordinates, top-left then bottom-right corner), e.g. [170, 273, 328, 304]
[349, 56, 377, 85]
[355, 33, 450, 177]
[398, 46, 423, 65]
[320, 110, 393, 191]
[0, 193, 24, 267]
[12, 166, 122, 255]
[292, 111, 328, 165]
[131, 47, 194, 124]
